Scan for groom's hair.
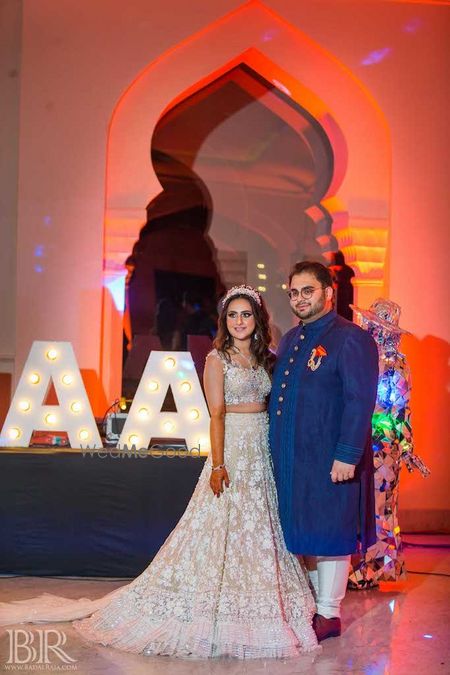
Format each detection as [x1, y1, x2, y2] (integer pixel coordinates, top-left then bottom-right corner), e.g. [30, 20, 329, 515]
[288, 261, 334, 288]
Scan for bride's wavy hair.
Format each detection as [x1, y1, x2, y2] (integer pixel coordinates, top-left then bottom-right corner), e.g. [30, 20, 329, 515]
[213, 290, 275, 373]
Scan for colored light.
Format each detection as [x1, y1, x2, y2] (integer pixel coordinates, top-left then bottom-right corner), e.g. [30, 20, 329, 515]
[8, 427, 21, 440]
[128, 434, 139, 446]
[180, 381, 192, 393]
[79, 429, 89, 441]
[423, 635, 433, 639]
[45, 413, 56, 425]
[361, 47, 392, 66]
[71, 401, 82, 413]
[163, 420, 175, 433]
[164, 357, 176, 370]
[62, 374, 73, 385]
[30, 372, 40, 384]
[138, 407, 150, 420]
[104, 273, 126, 312]
[189, 409, 200, 420]
[258, 273, 267, 280]
[18, 400, 31, 412]
[281, 284, 287, 290]
[46, 348, 58, 361]
[257, 286, 266, 292]
[147, 380, 159, 391]
[256, 263, 265, 269]
[119, 397, 127, 411]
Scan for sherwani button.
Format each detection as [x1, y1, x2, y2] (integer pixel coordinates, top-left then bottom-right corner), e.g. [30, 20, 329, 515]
[276, 410, 282, 416]
[289, 358, 294, 363]
[284, 370, 290, 375]
[300, 335, 305, 340]
[294, 345, 299, 351]
[281, 383, 286, 388]
[278, 396, 284, 402]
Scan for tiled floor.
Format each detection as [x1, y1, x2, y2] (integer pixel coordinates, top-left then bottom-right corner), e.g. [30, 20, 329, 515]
[0, 536, 448, 674]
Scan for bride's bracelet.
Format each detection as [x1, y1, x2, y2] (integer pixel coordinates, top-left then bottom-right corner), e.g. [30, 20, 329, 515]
[211, 464, 226, 472]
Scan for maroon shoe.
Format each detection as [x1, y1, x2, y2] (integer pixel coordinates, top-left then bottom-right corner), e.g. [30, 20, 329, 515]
[312, 613, 341, 641]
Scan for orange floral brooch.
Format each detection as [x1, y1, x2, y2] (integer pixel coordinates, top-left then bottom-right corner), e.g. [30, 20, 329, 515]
[307, 344, 327, 371]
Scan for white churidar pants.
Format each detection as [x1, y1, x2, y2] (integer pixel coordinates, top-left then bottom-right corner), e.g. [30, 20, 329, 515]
[307, 555, 351, 619]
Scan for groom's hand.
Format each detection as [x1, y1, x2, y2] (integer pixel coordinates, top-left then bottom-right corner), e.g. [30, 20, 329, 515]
[330, 460, 355, 483]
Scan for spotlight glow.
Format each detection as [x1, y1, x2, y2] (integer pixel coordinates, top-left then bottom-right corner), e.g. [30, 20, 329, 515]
[8, 427, 21, 440]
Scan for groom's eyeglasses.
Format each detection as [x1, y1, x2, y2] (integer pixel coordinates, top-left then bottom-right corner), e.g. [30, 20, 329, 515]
[287, 286, 325, 300]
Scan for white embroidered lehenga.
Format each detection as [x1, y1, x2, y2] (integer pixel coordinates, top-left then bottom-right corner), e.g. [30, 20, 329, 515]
[0, 352, 318, 658]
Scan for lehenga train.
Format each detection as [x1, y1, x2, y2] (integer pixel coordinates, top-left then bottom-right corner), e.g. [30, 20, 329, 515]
[0, 411, 318, 658]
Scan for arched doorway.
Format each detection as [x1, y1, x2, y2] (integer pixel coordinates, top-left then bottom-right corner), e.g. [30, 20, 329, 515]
[123, 63, 335, 396]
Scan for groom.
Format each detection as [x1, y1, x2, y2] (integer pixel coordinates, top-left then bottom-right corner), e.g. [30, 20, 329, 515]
[269, 261, 379, 641]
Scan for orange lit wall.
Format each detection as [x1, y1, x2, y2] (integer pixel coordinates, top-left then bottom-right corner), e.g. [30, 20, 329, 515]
[2, 0, 449, 528]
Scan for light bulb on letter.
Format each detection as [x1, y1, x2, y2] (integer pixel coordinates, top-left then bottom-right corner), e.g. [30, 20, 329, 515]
[164, 357, 176, 370]
[30, 372, 40, 384]
[138, 407, 149, 420]
[62, 374, 73, 386]
[46, 348, 58, 361]
[71, 401, 82, 413]
[79, 429, 89, 441]
[45, 413, 56, 425]
[128, 434, 139, 446]
[8, 427, 21, 440]
[147, 380, 159, 391]
[19, 400, 31, 412]
[189, 409, 200, 420]
[180, 381, 192, 393]
[163, 420, 175, 433]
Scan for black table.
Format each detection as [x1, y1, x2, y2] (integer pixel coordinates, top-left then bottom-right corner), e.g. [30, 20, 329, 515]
[0, 449, 205, 577]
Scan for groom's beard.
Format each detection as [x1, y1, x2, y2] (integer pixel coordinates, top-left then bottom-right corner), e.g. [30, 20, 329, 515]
[292, 290, 326, 321]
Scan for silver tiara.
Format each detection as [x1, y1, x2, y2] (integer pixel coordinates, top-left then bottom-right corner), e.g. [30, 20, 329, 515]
[222, 285, 261, 307]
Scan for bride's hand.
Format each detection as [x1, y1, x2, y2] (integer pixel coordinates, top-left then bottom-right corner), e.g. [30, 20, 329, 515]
[210, 467, 230, 498]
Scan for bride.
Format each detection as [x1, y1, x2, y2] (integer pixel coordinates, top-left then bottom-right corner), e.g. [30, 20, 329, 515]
[0, 285, 318, 659]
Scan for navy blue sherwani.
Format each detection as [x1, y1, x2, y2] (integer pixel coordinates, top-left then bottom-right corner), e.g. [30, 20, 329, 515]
[269, 310, 379, 556]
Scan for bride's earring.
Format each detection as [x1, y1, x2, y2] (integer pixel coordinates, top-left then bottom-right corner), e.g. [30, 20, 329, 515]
[253, 332, 259, 341]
